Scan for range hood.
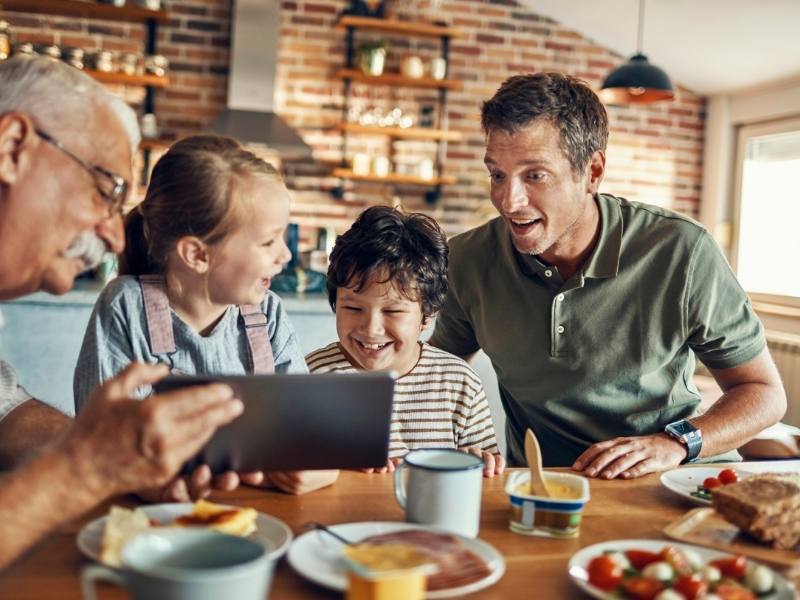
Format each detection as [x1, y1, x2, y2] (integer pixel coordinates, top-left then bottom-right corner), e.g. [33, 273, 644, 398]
[208, 0, 311, 158]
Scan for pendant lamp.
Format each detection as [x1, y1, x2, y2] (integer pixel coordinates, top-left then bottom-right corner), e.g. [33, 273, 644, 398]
[599, 0, 674, 105]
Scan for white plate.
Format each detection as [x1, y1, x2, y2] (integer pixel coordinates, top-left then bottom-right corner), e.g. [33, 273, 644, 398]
[568, 539, 795, 599]
[77, 503, 293, 564]
[287, 521, 505, 599]
[660, 467, 753, 506]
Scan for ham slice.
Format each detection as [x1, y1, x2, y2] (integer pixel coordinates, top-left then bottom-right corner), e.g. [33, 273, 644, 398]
[360, 530, 491, 590]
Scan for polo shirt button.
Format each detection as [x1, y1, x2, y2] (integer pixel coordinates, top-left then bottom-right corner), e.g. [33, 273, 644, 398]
[544, 269, 553, 277]
[556, 325, 565, 334]
[556, 293, 565, 302]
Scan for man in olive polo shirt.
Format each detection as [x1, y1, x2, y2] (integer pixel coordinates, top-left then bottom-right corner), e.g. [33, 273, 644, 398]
[430, 72, 786, 478]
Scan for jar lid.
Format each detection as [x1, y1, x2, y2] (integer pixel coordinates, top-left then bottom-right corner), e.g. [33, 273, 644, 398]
[39, 44, 62, 58]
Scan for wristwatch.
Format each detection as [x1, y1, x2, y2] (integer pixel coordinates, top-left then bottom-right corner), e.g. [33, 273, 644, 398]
[664, 419, 702, 464]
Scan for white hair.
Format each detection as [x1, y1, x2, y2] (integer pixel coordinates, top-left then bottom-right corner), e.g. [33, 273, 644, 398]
[0, 55, 140, 152]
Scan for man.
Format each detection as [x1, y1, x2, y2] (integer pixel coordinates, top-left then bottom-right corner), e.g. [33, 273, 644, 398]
[0, 56, 243, 568]
[430, 72, 786, 479]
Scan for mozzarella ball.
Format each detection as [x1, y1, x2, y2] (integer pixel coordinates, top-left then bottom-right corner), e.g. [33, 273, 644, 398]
[642, 561, 674, 581]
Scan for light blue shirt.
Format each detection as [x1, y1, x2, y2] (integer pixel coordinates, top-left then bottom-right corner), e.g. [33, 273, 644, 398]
[73, 275, 307, 412]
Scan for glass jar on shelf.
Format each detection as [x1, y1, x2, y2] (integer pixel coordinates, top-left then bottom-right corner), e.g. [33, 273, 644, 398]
[0, 21, 11, 61]
[38, 44, 61, 61]
[144, 54, 168, 77]
[89, 50, 115, 73]
[62, 47, 85, 70]
[119, 52, 141, 76]
[13, 42, 36, 57]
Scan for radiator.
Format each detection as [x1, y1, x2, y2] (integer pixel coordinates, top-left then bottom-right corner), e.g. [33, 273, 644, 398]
[767, 331, 800, 427]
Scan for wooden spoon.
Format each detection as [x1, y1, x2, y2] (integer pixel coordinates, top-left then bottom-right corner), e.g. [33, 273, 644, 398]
[524, 428, 550, 498]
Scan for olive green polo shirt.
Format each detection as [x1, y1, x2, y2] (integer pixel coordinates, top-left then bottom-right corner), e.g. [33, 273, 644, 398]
[430, 194, 765, 467]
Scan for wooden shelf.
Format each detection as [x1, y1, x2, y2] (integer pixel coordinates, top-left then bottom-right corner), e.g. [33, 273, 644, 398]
[87, 70, 169, 87]
[2, 0, 169, 23]
[139, 137, 173, 151]
[335, 69, 462, 91]
[336, 16, 463, 39]
[335, 122, 462, 142]
[333, 168, 455, 186]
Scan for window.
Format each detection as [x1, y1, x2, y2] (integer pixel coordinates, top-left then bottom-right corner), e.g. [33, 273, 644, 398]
[733, 118, 800, 304]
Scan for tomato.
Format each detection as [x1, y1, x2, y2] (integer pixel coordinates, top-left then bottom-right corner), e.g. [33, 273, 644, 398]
[718, 468, 740, 485]
[714, 581, 757, 600]
[624, 549, 662, 570]
[587, 555, 623, 591]
[620, 576, 664, 600]
[673, 573, 708, 599]
[703, 476, 722, 489]
[710, 555, 747, 580]
[661, 545, 693, 576]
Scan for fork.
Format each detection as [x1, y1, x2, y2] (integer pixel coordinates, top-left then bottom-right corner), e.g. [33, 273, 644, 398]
[303, 521, 354, 546]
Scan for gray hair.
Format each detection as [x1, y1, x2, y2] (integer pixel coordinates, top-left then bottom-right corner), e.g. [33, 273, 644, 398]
[0, 56, 140, 153]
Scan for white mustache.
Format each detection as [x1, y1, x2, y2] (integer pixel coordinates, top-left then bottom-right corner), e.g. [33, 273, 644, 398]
[62, 231, 108, 270]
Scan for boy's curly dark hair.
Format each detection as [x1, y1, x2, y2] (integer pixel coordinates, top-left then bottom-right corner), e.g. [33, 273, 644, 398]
[326, 206, 448, 321]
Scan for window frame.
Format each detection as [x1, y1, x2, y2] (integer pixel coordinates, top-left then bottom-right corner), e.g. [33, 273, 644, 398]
[731, 116, 800, 309]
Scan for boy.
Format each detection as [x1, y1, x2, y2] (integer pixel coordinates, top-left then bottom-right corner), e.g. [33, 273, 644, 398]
[306, 206, 504, 477]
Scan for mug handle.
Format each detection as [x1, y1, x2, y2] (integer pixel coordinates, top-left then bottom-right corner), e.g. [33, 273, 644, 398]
[81, 564, 126, 600]
[393, 461, 407, 509]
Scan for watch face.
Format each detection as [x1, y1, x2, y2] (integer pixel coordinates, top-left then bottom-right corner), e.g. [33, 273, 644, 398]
[667, 420, 697, 437]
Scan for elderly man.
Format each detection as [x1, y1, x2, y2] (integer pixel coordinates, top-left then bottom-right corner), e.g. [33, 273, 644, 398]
[430, 72, 786, 479]
[0, 56, 243, 568]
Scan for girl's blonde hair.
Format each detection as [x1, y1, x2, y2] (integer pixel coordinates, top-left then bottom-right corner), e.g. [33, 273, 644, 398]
[119, 135, 283, 275]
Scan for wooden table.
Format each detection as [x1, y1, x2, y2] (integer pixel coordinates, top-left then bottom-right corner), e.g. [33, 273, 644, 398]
[1, 463, 797, 599]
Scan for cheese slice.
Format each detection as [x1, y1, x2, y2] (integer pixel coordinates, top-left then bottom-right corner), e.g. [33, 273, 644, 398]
[173, 499, 258, 537]
[100, 506, 152, 567]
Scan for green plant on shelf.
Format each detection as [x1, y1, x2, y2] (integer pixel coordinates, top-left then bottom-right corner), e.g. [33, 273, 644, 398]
[358, 39, 389, 76]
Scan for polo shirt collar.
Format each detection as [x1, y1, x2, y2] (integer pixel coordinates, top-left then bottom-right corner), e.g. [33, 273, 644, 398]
[510, 193, 622, 282]
[583, 193, 622, 279]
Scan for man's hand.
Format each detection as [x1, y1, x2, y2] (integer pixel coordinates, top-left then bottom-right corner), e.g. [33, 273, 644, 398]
[361, 457, 403, 474]
[63, 362, 243, 500]
[571, 433, 687, 479]
[265, 470, 339, 495]
[461, 447, 506, 478]
[137, 466, 264, 502]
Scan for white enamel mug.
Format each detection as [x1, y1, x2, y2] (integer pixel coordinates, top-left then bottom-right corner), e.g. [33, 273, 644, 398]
[81, 529, 272, 600]
[394, 448, 483, 538]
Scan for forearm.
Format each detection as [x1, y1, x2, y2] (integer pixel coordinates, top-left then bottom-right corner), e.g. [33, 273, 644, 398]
[0, 445, 104, 568]
[693, 381, 786, 458]
[0, 400, 71, 469]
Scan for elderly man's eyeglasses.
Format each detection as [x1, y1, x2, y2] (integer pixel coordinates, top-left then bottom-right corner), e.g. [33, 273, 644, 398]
[35, 128, 128, 216]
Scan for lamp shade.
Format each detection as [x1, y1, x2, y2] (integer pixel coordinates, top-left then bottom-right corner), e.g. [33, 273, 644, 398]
[599, 53, 674, 105]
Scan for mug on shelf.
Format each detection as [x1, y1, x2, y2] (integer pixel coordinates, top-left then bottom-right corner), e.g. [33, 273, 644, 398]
[352, 153, 371, 176]
[429, 57, 447, 80]
[372, 156, 391, 177]
[401, 55, 424, 79]
[418, 158, 435, 181]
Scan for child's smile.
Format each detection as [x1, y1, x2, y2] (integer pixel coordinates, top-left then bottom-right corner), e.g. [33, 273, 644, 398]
[335, 273, 428, 376]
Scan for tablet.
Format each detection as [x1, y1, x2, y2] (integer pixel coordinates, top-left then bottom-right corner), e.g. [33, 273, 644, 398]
[153, 372, 395, 472]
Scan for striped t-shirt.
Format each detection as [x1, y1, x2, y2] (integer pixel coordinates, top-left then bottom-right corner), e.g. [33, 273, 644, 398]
[305, 342, 499, 458]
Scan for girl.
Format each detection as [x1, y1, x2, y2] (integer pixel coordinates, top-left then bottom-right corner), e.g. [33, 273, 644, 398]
[74, 136, 338, 498]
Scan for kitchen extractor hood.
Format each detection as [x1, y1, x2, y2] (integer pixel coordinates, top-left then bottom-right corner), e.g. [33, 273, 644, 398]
[207, 0, 311, 158]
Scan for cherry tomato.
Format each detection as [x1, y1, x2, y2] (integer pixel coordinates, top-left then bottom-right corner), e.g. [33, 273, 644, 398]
[703, 476, 722, 490]
[714, 581, 757, 600]
[624, 549, 662, 570]
[587, 555, 623, 591]
[718, 468, 740, 485]
[673, 573, 708, 599]
[620, 576, 664, 600]
[710, 555, 748, 580]
[661, 545, 693, 576]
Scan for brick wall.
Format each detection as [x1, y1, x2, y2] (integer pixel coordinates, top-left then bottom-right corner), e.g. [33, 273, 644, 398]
[3, 0, 705, 238]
